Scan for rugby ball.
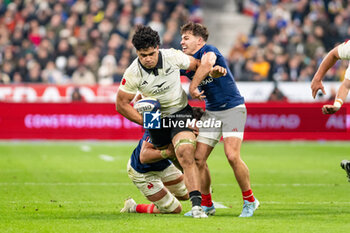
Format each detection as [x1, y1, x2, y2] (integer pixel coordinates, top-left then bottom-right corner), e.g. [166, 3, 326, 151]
[133, 97, 161, 114]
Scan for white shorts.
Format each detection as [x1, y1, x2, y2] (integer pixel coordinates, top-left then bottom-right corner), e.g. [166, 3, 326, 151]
[197, 104, 247, 147]
[127, 159, 186, 197]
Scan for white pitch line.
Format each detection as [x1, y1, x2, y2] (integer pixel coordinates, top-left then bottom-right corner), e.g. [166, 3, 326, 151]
[217, 183, 344, 187]
[5, 200, 350, 205]
[80, 145, 91, 152]
[99, 154, 115, 162]
[0, 183, 347, 187]
[212, 201, 229, 209]
[0, 170, 126, 174]
[8, 200, 114, 204]
[0, 182, 131, 186]
[213, 201, 350, 206]
[258, 201, 350, 205]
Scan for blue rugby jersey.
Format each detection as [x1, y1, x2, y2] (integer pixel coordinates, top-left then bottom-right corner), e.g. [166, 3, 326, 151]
[130, 130, 171, 173]
[181, 44, 244, 111]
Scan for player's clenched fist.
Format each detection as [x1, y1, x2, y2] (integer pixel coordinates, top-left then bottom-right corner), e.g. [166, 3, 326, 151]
[209, 65, 227, 78]
[322, 104, 340, 114]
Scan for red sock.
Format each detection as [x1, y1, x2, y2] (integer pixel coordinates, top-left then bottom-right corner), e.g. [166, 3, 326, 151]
[136, 204, 155, 213]
[242, 189, 255, 202]
[201, 193, 213, 207]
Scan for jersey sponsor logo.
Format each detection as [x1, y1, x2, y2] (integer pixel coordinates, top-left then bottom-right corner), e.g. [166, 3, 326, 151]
[152, 86, 170, 94]
[143, 110, 161, 129]
[153, 81, 166, 88]
[147, 183, 154, 189]
[198, 77, 213, 86]
[141, 80, 148, 86]
[121, 79, 126, 85]
[165, 67, 175, 75]
[165, 67, 171, 73]
[151, 81, 170, 94]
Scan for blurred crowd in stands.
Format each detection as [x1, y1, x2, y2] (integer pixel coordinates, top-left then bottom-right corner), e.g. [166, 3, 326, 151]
[229, 0, 350, 82]
[0, 0, 349, 86]
[0, 0, 202, 84]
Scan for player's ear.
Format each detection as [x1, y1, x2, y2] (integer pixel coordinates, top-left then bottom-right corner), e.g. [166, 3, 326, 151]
[197, 36, 203, 45]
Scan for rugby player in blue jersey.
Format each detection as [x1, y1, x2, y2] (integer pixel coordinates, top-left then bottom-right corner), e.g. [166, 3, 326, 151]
[120, 130, 189, 214]
[120, 107, 205, 214]
[180, 22, 259, 217]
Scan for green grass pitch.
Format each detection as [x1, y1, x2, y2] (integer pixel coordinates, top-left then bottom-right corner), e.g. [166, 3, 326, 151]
[1, 141, 349, 233]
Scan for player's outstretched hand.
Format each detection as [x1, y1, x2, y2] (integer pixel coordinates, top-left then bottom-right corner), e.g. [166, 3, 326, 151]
[190, 89, 206, 101]
[311, 78, 326, 99]
[322, 104, 339, 114]
[210, 65, 227, 78]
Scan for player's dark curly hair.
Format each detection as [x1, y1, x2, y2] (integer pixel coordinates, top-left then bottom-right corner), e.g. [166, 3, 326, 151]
[192, 107, 204, 121]
[132, 25, 160, 50]
[180, 22, 209, 41]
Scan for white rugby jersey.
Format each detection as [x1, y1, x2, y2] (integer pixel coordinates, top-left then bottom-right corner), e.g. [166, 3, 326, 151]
[338, 41, 350, 80]
[119, 48, 191, 116]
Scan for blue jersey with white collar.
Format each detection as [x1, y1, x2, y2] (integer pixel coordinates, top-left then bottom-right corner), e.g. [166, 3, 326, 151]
[181, 44, 244, 111]
[130, 130, 171, 173]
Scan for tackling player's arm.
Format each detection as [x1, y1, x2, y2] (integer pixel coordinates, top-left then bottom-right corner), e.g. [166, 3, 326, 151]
[184, 55, 227, 76]
[116, 89, 143, 125]
[311, 46, 340, 99]
[186, 56, 200, 71]
[189, 52, 217, 100]
[139, 142, 175, 164]
[322, 79, 350, 114]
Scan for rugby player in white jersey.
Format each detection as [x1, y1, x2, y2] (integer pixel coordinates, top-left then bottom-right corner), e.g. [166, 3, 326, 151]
[311, 40, 350, 182]
[120, 107, 205, 214]
[116, 25, 225, 218]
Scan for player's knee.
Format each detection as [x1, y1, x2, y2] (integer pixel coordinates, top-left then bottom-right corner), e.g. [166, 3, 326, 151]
[178, 155, 195, 168]
[153, 191, 181, 213]
[195, 156, 207, 169]
[176, 144, 195, 156]
[226, 151, 241, 164]
[174, 139, 196, 155]
[176, 147, 195, 165]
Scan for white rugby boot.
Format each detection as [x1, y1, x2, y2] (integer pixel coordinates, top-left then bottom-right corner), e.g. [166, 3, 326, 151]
[120, 198, 137, 213]
[191, 206, 208, 218]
